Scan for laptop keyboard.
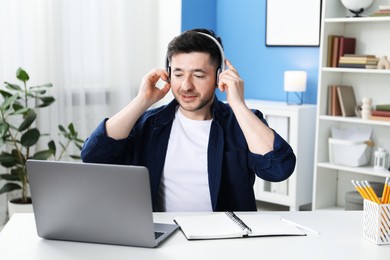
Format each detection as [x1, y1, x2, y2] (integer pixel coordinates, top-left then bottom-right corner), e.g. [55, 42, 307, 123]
[155, 231, 165, 240]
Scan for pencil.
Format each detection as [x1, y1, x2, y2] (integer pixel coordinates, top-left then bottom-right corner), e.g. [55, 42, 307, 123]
[363, 180, 381, 204]
[384, 178, 390, 204]
[382, 177, 389, 204]
[351, 180, 370, 200]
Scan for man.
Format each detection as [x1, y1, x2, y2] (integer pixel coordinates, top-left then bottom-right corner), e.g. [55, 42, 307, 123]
[81, 29, 296, 212]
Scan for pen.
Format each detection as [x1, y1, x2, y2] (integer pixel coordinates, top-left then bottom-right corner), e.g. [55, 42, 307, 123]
[282, 218, 320, 235]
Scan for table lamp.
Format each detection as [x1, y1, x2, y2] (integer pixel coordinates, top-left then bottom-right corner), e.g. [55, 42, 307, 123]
[284, 71, 307, 105]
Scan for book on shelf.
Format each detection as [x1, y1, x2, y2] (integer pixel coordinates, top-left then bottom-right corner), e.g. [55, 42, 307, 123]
[371, 12, 390, 17]
[376, 104, 390, 111]
[331, 36, 340, 67]
[338, 55, 378, 69]
[327, 85, 342, 116]
[378, 5, 390, 10]
[339, 56, 378, 64]
[338, 37, 356, 61]
[370, 115, 390, 122]
[327, 35, 339, 67]
[371, 9, 390, 16]
[371, 110, 390, 117]
[343, 54, 376, 58]
[173, 212, 307, 240]
[338, 63, 377, 69]
[328, 36, 356, 67]
[336, 85, 357, 117]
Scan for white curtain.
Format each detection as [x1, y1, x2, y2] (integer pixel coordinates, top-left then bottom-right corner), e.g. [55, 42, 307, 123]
[0, 0, 180, 222]
[0, 0, 180, 146]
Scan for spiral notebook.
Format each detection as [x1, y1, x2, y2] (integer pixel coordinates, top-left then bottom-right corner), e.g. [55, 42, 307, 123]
[173, 212, 306, 240]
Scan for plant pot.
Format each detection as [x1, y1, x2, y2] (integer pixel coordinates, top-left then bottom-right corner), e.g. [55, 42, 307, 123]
[7, 198, 33, 218]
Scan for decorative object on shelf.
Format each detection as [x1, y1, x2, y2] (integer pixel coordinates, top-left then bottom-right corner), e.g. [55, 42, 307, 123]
[377, 56, 390, 70]
[284, 71, 307, 105]
[361, 97, 372, 120]
[373, 147, 389, 170]
[329, 126, 373, 167]
[340, 0, 375, 17]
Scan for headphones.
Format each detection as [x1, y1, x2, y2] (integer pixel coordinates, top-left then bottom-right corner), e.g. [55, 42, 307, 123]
[165, 31, 226, 85]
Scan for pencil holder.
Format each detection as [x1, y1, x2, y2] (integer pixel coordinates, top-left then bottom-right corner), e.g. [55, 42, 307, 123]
[363, 199, 390, 245]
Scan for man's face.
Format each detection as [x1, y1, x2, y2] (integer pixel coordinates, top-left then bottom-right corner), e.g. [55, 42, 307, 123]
[170, 52, 217, 120]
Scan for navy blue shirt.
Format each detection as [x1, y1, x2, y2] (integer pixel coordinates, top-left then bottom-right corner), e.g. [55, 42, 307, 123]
[81, 97, 296, 211]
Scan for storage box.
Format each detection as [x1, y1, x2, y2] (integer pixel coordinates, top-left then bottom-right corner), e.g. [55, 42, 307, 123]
[328, 138, 372, 167]
[345, 183, 383, 210]
[363, 200, 390, 245]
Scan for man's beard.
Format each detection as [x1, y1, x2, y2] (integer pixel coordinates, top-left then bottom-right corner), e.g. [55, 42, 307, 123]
[174, 91, 214, 112]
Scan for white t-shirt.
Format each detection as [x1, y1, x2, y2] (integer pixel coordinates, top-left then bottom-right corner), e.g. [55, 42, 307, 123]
[157, 107, 213, 212]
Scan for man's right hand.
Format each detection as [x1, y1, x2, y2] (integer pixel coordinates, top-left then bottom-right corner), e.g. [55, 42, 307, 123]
[137, 69, 171, 108]
[105, 68, 171, 140]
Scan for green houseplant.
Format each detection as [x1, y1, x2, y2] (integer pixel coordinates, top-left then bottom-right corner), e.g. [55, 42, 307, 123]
[0, 68, 84, 205]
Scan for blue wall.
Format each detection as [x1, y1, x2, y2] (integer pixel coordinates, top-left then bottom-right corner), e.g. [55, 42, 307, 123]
[182, 0, 319, 104]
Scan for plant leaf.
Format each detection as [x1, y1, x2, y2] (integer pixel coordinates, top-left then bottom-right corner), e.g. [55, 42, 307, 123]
[37, 96, 55, 108]
[68, 123, 76, 134]
[21, 128, 40, 147]
[0, 183, 21, 194]
[30, 83, 53, 89]
[10, 107, 29, 116]
[0, 89, 12, 99]
[0, 123, 9, 137]
[32, 150, 54, 160]
[18, 110, 36, 131]
[4, 82, 22, 91]
[0, 173, 20, 181]
[58, 124, 66, 133]
[11, 167, 25, 178]
[0, 93, 18, 111]
[16, 67, 29, 82]
[0, 152, 18, 167]
[11, 149, 25, 165]
[48, 140, 56, 155]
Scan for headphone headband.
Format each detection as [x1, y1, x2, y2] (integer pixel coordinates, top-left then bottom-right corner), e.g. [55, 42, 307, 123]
[195, 32, 226, 71]
[166, 31, 226, 84]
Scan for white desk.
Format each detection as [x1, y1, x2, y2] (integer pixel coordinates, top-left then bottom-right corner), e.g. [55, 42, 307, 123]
[0, 211, 389, 260]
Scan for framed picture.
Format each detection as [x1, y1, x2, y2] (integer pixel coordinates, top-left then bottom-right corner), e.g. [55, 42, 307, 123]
[266, 0, 322, 46]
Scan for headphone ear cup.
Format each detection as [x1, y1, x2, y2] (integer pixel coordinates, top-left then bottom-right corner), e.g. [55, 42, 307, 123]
[215, 67, 222, 86]
[167, 66, 171, 83]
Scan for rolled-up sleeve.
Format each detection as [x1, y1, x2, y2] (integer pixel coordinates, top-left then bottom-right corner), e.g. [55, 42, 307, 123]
[248, 131, 296, 182]
[81, 119, 130, 164]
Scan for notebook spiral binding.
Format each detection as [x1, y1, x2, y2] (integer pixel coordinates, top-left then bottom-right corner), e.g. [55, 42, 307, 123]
[225, 212, 252, 233]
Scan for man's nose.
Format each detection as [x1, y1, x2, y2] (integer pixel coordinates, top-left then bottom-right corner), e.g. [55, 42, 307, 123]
[181, 76, 195, 91]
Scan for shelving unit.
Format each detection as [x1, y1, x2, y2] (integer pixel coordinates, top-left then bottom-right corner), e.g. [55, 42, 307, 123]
[312, 0, 390, 210]
[245, 100, 316, 211]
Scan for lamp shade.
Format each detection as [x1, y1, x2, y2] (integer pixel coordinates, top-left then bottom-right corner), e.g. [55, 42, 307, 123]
[284, 71, 307, 92]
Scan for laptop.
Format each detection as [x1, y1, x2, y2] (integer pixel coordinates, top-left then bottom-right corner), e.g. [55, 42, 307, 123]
[26, 159, 178, 248]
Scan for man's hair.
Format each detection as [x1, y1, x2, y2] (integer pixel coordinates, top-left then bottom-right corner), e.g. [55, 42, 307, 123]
[166, 28, 224, 69]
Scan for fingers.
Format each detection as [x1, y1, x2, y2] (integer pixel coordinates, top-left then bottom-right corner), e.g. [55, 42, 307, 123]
[146, 69, 169, 85]
[225, 59, 239, 76]
[139, 69, 171, 102]
[218, 59, 241, 91]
